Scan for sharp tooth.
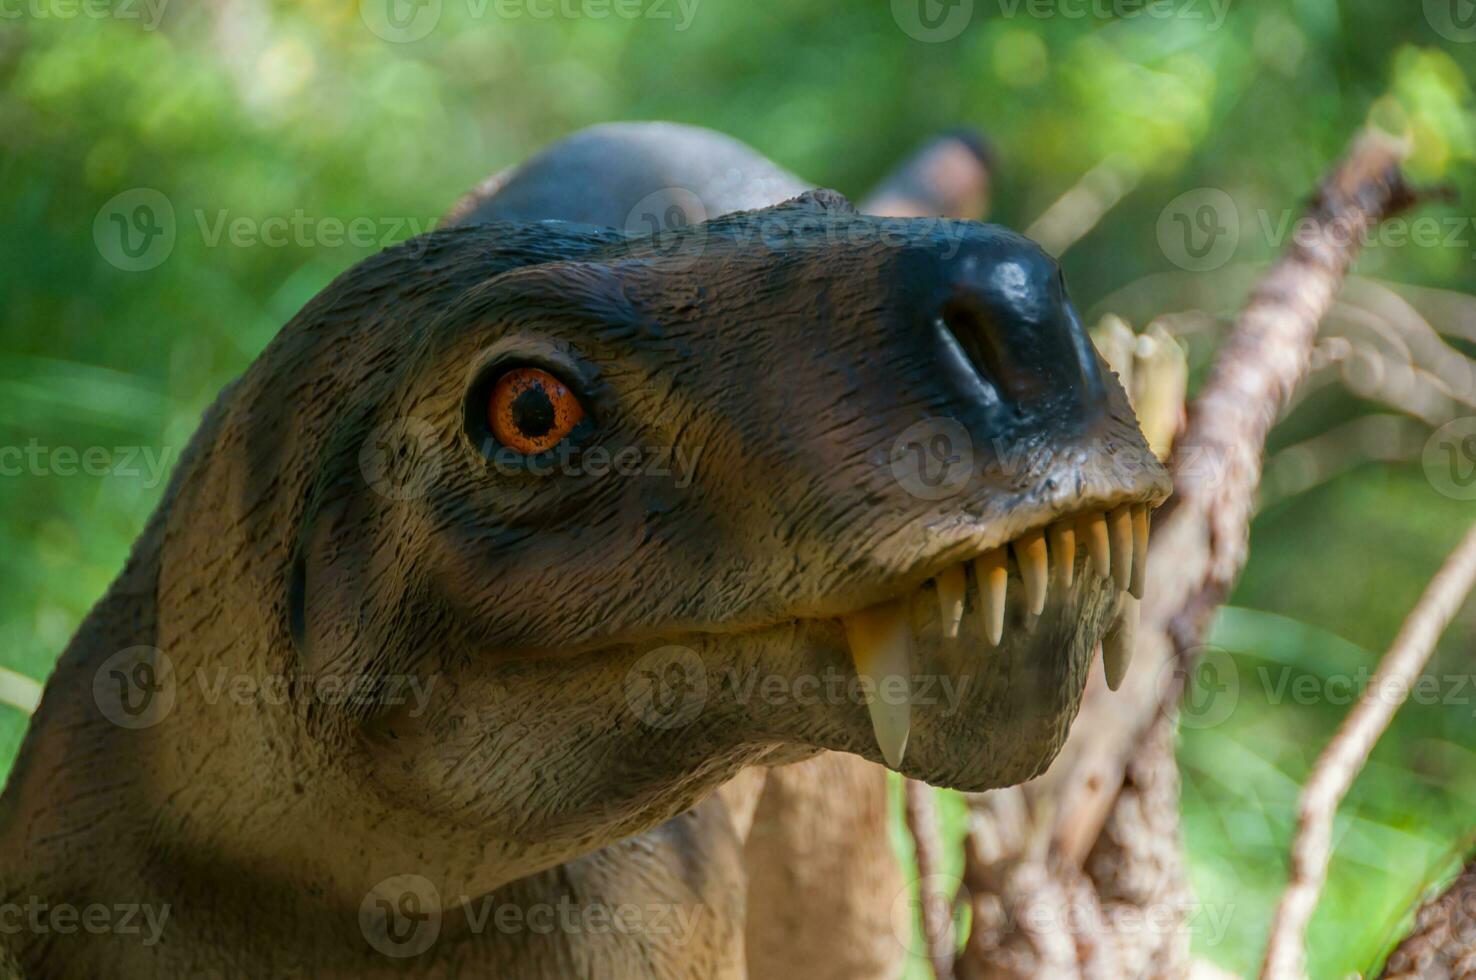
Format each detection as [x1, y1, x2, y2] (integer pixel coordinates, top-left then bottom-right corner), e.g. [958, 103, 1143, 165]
[1130, 505, 1150, 599]
[936, 565, 967, 639]
[973, 548, 1008, 646]
[1107, 507, 1134, 592]
[1013, 530, 1049, 616]
[1079, 512, 1111, 579]
[842, 600, 913, 769]
[1103, 594, 1139, 691]
[1049, 521, 1076, 589]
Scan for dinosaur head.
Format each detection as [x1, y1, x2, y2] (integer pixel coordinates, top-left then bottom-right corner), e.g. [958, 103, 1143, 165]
[284, 191, 1168, 877]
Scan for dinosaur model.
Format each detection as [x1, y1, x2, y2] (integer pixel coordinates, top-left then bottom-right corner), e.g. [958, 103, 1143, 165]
[0, 123, 1169, 978]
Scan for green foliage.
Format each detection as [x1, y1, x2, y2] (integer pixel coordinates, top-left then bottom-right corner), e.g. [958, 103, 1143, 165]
[2, 2, 1474, 975]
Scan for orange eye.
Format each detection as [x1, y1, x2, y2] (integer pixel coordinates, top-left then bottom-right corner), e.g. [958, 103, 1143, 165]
[488, 367, 586, 454]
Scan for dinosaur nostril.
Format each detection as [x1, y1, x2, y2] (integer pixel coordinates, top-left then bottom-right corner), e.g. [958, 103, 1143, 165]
[938, 293, 1047, 403]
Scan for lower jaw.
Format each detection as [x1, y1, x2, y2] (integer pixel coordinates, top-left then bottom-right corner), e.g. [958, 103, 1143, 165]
[790, 554, 1123, 790]
[836, 506, 1150, 777]
[894, 572, 1118, 789]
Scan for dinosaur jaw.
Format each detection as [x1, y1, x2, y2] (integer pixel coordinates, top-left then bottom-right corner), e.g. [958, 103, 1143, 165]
[347, 505, 1149, 850]
[839, 504, 1150, 772]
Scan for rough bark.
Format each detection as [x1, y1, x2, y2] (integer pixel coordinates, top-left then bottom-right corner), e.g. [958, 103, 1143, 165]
[1380, 859, 1476, 979]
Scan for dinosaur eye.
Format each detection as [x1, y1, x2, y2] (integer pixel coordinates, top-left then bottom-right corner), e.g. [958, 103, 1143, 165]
[487, 367, 586, 454]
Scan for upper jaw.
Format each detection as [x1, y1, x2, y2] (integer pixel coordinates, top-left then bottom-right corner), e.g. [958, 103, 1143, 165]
[766, 420, 1172, 629]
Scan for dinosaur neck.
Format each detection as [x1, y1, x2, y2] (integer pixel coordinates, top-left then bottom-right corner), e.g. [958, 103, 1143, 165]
[0, 390, 747, 976]
[0, 486, 514, 975]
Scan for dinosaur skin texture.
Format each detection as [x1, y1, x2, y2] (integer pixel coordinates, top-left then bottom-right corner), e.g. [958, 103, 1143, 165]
[0, 125, 1168, 978]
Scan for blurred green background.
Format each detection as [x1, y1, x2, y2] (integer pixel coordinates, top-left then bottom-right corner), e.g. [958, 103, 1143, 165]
[2, 1, 1475, 976]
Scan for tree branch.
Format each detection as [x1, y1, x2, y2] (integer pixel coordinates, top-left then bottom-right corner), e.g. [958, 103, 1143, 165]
[1164, 128, 1417, 650]
[1024, 155, 1142, 258]
[1379, 849, 1476, 978]
[905, 780, 957, 979]
[1260, 522, 1476, 980]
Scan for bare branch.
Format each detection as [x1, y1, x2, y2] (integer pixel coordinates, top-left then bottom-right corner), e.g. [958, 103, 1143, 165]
[1298, 334, 1466, 426]
[1384, 281, 1476, 344]
[0, 667, 40, 715]
[1025, 155, 1143, 258]
[905, 780, 958, 979]
[1165, 129, 1417, 646]
[1258, 413, 1428, 510]
[1260, 522, 1476, 980]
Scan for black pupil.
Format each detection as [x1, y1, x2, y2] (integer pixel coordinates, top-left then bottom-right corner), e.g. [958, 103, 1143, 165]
[510, 382, 557, 439]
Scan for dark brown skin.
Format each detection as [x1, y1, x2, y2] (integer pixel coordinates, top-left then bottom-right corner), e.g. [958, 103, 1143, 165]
[0, 125, 1168, 977]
